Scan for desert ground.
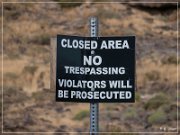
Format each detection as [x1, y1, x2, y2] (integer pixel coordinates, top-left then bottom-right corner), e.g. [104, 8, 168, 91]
[0, 0, 179, 134]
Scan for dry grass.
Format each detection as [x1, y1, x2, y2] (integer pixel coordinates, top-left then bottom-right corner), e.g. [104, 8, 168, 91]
[137, 58, 178, 88]
[2, 2, 178, 132]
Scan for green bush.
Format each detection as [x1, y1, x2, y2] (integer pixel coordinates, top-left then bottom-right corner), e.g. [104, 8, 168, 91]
[22, 65, 38, 75]
[4, 72, 18, 79]
[7, 52, 20, 60]
[169, 110, 178, 121]
[32, 91, 44, 101]
[166, 104, 179, 120]
[144, 93, 170, 110]
[161, 104, 171, 112]
[32, 90, 53, 102]
[145, 70, 160, 81]
[3, 86, 29, 104]
[73, 110, 89, 120]
[135, 92, 141, 102]
[123, 107, 138, 120]
[148, 109, 167, 124]
[162, 56, 179, 65]
[97, 9, 120, 19]
[31, 34, 49, 45]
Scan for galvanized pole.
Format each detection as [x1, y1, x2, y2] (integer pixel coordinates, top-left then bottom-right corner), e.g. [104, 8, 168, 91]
[89, 17, 99, 135]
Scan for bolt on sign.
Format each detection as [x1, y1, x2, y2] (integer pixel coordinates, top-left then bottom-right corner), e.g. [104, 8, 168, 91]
[53, 35, 135, 103]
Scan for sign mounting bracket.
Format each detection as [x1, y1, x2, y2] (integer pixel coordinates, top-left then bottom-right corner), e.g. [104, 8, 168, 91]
[89, 17, 99, 135]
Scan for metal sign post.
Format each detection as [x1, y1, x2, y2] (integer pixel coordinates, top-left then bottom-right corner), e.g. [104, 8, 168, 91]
[89, 17, 99, 135]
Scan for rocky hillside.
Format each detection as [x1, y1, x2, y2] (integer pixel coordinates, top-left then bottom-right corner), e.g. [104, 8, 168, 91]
[1, 0, 179, 134]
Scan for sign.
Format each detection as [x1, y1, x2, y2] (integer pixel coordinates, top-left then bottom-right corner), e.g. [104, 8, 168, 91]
[56, 35, 135, 103]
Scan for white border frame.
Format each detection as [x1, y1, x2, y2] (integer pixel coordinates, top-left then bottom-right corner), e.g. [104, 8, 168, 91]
[1, 1, 179, 134]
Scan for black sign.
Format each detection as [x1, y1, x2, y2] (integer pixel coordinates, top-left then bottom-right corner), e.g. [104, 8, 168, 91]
[56, 35, 135, 103]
